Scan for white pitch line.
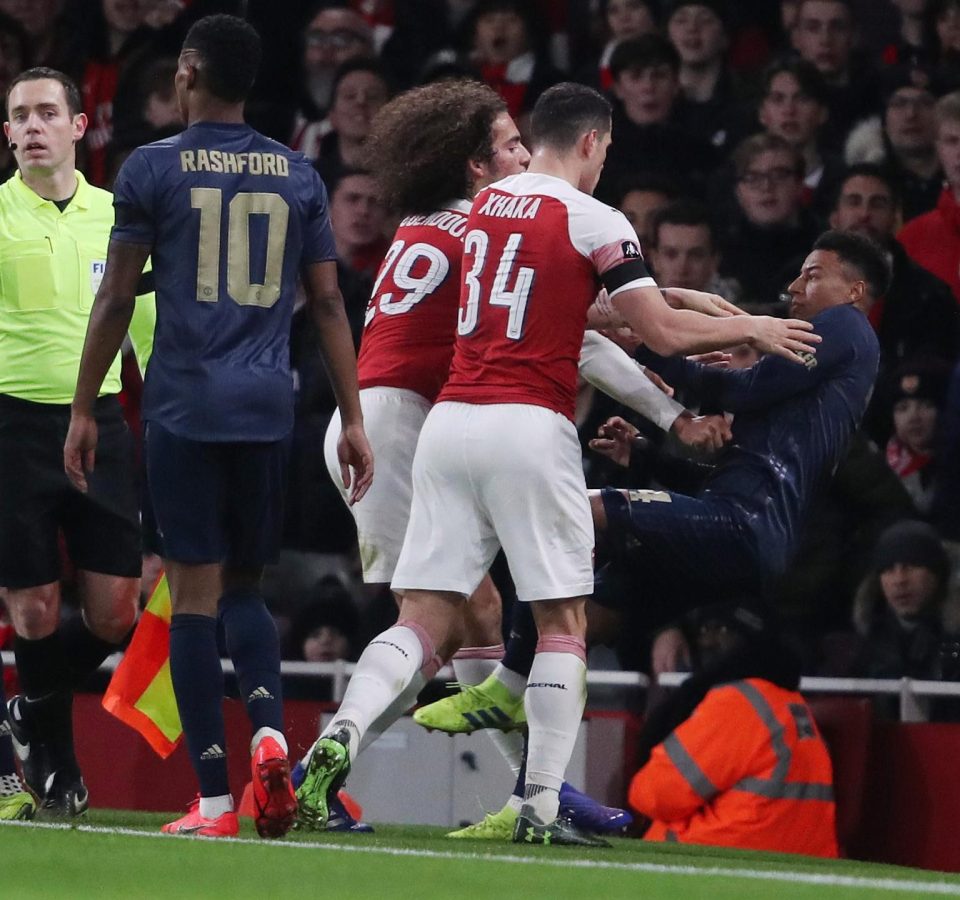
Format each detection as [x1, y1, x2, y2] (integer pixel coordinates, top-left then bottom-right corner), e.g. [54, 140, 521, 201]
[4, 820, 960, 896]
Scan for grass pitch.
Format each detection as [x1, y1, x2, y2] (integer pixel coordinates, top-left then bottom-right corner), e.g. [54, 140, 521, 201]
[4, 810, 960, 900]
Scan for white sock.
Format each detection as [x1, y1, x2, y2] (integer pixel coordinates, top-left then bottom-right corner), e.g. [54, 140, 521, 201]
[453, 652, 524, 776]
[522, 643, 586, 823]
[250, 726, 287, 756]
[199, 793, 234, 819]
[358, 671, 427, 754]
[493, 662, 527, 698]
[320, 624, 428, 762]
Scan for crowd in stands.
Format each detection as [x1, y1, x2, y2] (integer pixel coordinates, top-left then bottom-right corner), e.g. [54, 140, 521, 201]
[2, 0, 960, 715]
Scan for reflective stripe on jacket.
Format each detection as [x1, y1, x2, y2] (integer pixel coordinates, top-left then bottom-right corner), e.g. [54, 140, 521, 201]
[629, 677, 838, 857]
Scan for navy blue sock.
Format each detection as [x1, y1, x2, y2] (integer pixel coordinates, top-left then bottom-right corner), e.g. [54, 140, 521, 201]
[0, 661, 16, 778]
[501, 600, 537, 678]
[219, 589, 284, 737]
[512, 732, 527, 799]
[169, 614, 229, 798]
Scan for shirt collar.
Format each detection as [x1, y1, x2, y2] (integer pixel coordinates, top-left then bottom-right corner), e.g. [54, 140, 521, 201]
[12, 169, 91, 212]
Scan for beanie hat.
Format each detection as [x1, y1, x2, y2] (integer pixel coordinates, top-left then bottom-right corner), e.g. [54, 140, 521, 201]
[873, 520, 950, 582]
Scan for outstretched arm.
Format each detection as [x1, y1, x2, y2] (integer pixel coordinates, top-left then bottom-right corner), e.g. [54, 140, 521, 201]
[611, 283, 820, 364]
[65, 239, 151, 492]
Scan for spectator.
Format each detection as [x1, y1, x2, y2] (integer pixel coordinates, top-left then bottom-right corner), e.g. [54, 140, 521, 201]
[847, 64, 943, 222]
[758, 58, 841, 214]
[629, 602, 838, 857]
[598, 34, 718, 202]
[898, 90, 960, 302]
[0, 11, 28, 182]
[314, 59, 392, 186]
[290, 5, 374, 159]
[74, 0, 159, 186]
[790, 0, 880, 150]
[328, 168, 389, 280]
[647, 199, 738, 299]
[108, 57, 182, 187]
[463, 0, 560, 125]
[285, 581, 361, 663]
[667, 0, 744, 153]
[613, 173, 680, 248]
[931, 357, 960, 538]
[885, 67, 943, 220]
[828, 163, 960, 375]
[0, 0, 68, 70]
[929, 0, 960, 92]
[825, 520, 959, 714]
[884, 0, 935, 68]
[575, 0, 657, 91]
[719, 133, 820, 309]
[882, 362, 950, 514]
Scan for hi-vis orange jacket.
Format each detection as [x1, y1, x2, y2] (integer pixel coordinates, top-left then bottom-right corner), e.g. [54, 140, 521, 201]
[629, 677, 838, 857]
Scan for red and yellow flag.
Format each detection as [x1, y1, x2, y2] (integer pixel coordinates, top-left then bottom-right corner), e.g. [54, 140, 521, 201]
[102, 574, 182, 757]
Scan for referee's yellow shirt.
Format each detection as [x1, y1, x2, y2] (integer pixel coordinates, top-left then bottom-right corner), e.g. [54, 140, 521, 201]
[0, 170, 155, 404]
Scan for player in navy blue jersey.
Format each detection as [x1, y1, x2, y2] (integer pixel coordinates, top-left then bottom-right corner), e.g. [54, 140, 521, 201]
[65, 14, 372, 839]
[589, 230, 885, 633]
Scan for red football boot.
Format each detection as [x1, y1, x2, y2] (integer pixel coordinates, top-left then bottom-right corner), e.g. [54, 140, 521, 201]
[251, 736, 297, 838]
[161, 797, 239, 838]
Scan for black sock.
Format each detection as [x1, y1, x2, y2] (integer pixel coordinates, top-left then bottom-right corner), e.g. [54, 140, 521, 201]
[0, 661, 17, 779]
[59, 615, 126, 687]
[501, 600, 537, 679]
[13, 633, 78, 773]
[169, 614, 229, 798]
[219, 589, 284, 738]
[13, 633, 70, 701]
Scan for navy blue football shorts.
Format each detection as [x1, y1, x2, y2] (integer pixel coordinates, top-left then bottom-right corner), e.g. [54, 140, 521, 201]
[143, 421, 289, 567]
[594, 486, 767, 628]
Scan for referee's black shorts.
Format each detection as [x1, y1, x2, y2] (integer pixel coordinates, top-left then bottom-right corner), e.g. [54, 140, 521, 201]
[0, 393, 142, 589]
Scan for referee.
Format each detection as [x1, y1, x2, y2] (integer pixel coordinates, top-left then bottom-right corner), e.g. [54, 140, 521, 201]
[0, 68, 155, 816]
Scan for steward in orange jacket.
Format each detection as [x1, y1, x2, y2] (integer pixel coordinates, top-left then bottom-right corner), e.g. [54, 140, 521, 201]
[629, 605, 838, 857]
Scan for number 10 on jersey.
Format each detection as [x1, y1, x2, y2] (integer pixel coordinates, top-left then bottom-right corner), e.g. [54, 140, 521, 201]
[458, 229, 534, 341]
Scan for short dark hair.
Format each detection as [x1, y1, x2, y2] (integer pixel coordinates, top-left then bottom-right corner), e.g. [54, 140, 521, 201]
[812, 229, 892, 298]
[330, 58, 393, 105]
[613, 173, 682, 206]
[762, 57, 830, 107]
[797, 0, 855, 19]
[833, 162, 902, 211]
[610, 34, 680, 81]
[649, 199, 716, 249]
[6, 67, 82, 118]
[531, 82, 611, 152]
[182, 14, 261, 103]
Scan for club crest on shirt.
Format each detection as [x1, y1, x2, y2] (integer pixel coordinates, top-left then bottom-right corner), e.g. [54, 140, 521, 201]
[797, 350, 818, 369]
[621, 240, 641, 259]
[90, 260, 106, 294]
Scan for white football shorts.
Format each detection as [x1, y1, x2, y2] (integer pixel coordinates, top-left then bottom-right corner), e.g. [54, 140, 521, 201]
[324, 386, 431, 583]
[391, 401, 595, 602]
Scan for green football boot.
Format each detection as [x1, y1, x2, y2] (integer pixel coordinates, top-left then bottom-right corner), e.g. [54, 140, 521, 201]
[0, 789, 35, 821]
[513, 805, 611, 848]
[414, 674, 526, 734]
[447, 804, 518, 839]
[294, 729, 351, 831]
